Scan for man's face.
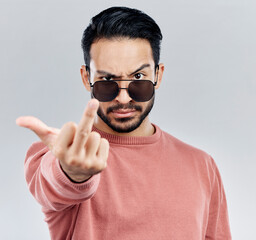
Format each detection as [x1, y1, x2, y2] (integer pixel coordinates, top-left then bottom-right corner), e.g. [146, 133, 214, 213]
[84, 38, 160, 133]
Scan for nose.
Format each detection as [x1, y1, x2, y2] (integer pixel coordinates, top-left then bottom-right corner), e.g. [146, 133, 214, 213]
[115, 82, 132, 104]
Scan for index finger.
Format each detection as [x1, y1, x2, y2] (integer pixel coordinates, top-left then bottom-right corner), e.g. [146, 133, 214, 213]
[72, 99, 99, 151]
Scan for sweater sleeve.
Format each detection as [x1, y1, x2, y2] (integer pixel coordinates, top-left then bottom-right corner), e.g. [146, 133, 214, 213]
[205, 157, 232, 239]
[24, 141, 100, 212]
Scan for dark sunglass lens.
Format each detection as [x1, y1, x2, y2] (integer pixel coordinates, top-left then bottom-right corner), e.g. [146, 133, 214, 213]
[93, 81, 119, 102]
[128, 80, 154, 102]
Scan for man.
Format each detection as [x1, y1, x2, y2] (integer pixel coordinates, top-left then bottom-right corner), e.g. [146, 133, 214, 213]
[16, 7, 232, 240]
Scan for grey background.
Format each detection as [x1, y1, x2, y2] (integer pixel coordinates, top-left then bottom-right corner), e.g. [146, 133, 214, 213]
[1, 0, 255, 239]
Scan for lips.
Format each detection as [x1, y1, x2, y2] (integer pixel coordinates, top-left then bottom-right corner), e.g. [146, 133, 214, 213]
[111, 109, 136, 118]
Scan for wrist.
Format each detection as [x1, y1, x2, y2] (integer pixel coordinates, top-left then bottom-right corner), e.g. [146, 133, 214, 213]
[59, 162, 92, 183]
[66, 173, 92, 183]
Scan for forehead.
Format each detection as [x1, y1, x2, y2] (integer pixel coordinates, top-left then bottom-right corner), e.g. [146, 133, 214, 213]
[89, 38, 154, 73]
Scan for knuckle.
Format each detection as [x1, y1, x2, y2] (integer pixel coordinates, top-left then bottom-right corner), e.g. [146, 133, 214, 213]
[79, 128, 90, 138]
[90, 131, 101, 141]
[101, 138, 109, 146]
[63, 121, 77, 130]
[93, 163, 101, 171]
[68, 158, 78, 166]
[67, 152, 83, 166]
[94, 159, 106, 171]
[101, 161, 107, 170]
[82, 161, 92, 170]
[85, 110, 95, 118]
[82, 157, 101, 171]
[99, 137, 108, 146]
[101, 137, 107, 142]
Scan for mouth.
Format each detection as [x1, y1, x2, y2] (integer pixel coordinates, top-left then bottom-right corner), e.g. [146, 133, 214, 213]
[111, 109, 137, 118]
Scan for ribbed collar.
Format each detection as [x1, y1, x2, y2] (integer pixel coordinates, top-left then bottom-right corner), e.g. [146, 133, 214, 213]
[92, 124, 162, 145]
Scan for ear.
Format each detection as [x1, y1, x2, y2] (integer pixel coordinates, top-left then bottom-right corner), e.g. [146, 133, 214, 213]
[155, 63, 164, 90]
[80, 65, 91, 92]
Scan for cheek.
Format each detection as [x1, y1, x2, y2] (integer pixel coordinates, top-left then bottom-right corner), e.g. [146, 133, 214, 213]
[98, 103, 107, 111]
[98, 102, 112, 113]
[140, 101, 150, 109]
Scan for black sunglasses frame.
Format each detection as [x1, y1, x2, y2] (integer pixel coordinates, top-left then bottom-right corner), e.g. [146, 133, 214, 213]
[86, 65, 159, 102]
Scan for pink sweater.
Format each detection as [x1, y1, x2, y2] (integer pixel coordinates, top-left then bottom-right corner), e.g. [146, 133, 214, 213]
[25, 125, 232, 239]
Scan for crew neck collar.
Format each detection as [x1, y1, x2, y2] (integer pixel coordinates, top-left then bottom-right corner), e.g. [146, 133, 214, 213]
[92, 124, 161, 145]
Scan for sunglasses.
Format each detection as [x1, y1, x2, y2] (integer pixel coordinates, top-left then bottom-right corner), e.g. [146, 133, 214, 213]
[88, 66, 159, 102]
[90, 80, 156, 102]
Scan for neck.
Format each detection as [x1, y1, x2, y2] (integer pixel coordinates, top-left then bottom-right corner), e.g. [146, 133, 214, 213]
[93, 116, 155, 137]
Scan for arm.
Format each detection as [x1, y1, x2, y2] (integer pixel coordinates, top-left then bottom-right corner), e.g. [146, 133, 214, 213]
[205, 157, 232, 240]
[17, 99, 109, 211]
[25, 142, 100, 211]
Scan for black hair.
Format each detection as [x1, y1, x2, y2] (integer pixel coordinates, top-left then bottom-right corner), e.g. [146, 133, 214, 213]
[81, 7, 162, 68]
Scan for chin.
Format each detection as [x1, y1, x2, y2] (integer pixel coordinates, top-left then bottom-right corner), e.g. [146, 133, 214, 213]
[97, 96, 155, 133]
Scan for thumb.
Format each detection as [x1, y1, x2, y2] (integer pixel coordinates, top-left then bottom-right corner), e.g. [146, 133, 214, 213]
[16, 116, 59, 148]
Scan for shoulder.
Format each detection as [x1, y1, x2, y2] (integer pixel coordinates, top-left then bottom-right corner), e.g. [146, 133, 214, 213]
[159, 127, 221, 187]
[157, 125, 215, 169]
[159, 127, 208, 155]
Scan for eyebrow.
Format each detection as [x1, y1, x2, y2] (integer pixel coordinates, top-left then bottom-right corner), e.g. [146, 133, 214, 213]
[129, 64, 151, 76]
[96, 63, 151, 78]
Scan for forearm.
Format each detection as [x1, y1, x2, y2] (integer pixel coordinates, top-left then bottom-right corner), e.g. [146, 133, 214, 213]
[24, 142, 100, 211]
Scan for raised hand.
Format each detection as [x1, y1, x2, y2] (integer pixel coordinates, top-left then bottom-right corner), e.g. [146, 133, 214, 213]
[16, 99, 109, 182]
